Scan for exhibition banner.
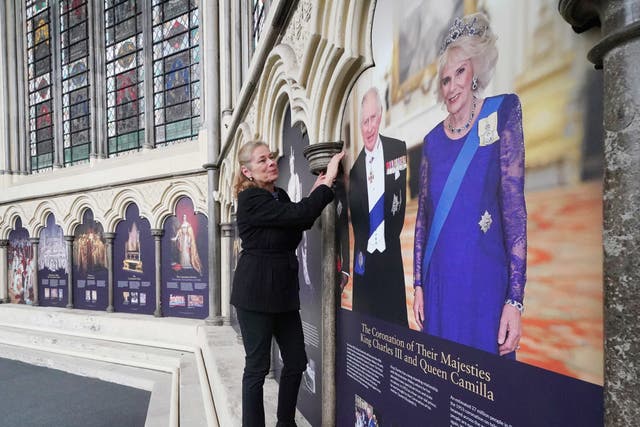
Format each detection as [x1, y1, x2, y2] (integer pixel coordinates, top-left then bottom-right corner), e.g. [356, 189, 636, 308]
[338, 310, 602, 426]
[161, 196, 208, 319]
[275, 107, 323, 426]
[336, 1, 604, 425]
[38, 214, 68, 307]
[73, 210, 108, 310]
[8, 218, 35, 305]
[114, 204, 155, 314]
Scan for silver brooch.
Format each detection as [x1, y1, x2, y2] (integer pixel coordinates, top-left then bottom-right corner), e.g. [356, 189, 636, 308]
[336, 200, 342, 217]
[478, 210, 492, 233]
[391, 192, 402, 216]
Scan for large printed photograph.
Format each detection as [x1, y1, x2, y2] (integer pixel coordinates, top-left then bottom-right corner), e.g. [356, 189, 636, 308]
[338, 0, 603, 389]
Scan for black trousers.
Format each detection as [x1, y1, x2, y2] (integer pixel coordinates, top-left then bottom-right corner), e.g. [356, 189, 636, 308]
[236, 308, 308, 427]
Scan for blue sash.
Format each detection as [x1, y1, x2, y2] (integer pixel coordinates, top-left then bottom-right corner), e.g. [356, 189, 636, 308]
[422, 96, 504, 278]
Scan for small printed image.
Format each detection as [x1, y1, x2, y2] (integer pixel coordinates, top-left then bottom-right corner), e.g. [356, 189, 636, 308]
[169, 294, 186, 307]
[123, 291, 130, 304]
[187, 294, 204, 308]
[91, 290, 97, 302]
[85, 290, 91, 301]
[139, 292, 146, 305]
[44, 288, 50, 299]
[131, 291, 139, 304]
[303, 358, 317, 394]
[355, 394, 382, 427]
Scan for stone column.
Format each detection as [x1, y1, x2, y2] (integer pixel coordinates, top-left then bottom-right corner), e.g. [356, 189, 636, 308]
[201, 0, 224, 326]
[303, 141, 343, 426]
[220, 222, 234, 323]
[104, 232, 115, 312]
[151, 229, 163, 317]
[29, 238, 40, 306]
[0, 240, 8, 303]
[559, 2, 640, 425]
[64, 236, 74, 308]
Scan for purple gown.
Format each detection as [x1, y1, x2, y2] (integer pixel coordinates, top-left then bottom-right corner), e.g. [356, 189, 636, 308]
[413, 94, 527, 354]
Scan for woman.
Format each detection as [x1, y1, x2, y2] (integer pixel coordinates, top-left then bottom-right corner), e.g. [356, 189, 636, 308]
[231, 140, 344, 426]
[413, 13, 526, 357]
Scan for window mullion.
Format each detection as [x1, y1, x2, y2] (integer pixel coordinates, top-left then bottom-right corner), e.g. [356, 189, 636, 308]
[51, 1, 64, 168]
[142, 0, 154, 149]
[16, 1, 28, 173]
[92, 0, 107, 159]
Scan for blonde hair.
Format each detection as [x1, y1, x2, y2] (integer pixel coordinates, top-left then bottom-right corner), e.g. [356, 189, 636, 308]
[233, 140, 270, 197]
[436, 13, 498, 104]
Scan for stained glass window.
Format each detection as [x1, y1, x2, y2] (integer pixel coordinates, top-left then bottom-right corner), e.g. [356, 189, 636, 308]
[252, 0, 267, 50]
[105, 0, 145, 155]
[61, 0, 91, 166]
[26, 0, 55, 172]
[152, 0, 200, 146]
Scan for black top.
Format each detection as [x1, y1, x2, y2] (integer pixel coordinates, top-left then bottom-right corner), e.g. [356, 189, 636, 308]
[230, 184, 334, 312]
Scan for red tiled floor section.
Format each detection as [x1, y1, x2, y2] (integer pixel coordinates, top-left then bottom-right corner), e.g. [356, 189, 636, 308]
[341, 181, 603, 385]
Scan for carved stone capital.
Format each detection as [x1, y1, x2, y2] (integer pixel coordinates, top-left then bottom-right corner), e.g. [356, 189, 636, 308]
[220, 222, 234, 237]
[303, 141, 344, 175]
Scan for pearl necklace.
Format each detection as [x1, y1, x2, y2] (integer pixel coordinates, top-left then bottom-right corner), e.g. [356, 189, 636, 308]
[447, 97, 477, 134]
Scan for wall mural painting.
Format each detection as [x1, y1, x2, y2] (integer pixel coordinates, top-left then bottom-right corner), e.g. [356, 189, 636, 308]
[38, 213, 68, 307]
[8, 218, 35, 305]
[114, 203, 155, 314]
[73, 209, 108, 310]
[161, 196, 208, 319]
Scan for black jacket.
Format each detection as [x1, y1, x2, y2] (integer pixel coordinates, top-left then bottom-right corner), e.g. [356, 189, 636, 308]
[230, 184, 334, 312]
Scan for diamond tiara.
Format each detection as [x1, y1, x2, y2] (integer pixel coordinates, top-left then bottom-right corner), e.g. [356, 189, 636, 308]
[439, 16, 488, 55]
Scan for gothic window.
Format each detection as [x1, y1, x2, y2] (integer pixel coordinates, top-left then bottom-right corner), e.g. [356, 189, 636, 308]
[26, 0, 55, 172]
[22, 0, 202, 172]
[61, 0, 91, 166]
[105, 0, 145, 155]
[152, 0, 200, 146]
[252, 0, 267, 50]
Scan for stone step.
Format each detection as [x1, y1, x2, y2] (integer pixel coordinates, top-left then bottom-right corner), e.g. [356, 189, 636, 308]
[0, 308, 215, 427]
[0, 304, 201, 349]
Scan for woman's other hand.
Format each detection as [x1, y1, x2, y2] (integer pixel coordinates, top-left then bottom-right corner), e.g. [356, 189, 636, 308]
[497, 304, 522, 355]
[413, 286, 424, 330]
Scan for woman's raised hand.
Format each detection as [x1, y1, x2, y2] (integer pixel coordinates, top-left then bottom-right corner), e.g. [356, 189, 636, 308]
[325, 151, 346, 184]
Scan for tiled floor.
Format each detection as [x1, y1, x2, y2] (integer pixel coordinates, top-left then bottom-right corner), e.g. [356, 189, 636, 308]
[341, 181, 604, 385]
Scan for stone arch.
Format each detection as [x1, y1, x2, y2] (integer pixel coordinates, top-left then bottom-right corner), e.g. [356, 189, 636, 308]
[104, 188, 152, 233]
[302, 0, 375, 143]
[0, 207, 27, 239]
[255, 44, 310, 155]
[28, 200, 60, 237]
[63, 195, 99, 236]
[151, 181, 207, 229]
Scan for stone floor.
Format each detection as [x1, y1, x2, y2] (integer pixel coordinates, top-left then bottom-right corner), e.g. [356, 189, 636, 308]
[341, 180, 604, 385]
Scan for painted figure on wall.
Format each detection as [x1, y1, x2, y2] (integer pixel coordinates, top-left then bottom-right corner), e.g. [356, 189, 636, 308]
[413, 13, 526, 356]
[171, 213, 202, 275]
[74, 228, 107, 275]
[349, 86, 408, 327]
[8, 219, 35, 305]
[123, 221, 143, 273]
[287, 145, 313, 289]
